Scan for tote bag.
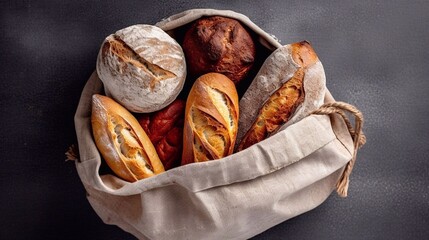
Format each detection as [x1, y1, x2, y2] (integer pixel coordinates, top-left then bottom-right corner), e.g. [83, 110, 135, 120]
[68, 9, 365, 240]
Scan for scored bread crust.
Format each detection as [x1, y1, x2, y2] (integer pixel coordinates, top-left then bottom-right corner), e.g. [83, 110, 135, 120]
[237, 68, 306, 151]
[236, 41, 326, 151]
[96, 24, 186, 113]
[181, 73, 239, 165]
[182, 16, 256, 85]
[91, 94, 165, 182]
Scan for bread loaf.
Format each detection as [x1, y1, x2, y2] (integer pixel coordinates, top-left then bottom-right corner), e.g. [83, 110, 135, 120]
[181, 73, 239, 165]
[236, 41, 326, 151]
[182, 16, 256, 85]
[97, 24, 186, 113]
[137, 99, 185, 170]
[91, 94, 165, 182]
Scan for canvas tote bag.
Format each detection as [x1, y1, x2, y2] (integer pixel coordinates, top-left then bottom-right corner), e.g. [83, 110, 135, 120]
[68, 9, 366, 240]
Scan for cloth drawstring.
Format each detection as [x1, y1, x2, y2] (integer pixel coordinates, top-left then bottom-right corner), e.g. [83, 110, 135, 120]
[311, 101, 366, 197]
[65, 144, 79, 162]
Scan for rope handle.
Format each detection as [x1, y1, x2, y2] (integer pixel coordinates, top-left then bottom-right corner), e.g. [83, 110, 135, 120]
[311, 101, 366, 197]
[65, 144, 79, 162]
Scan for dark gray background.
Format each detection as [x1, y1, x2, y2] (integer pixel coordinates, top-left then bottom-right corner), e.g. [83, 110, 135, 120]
[1, 0, 428, 239]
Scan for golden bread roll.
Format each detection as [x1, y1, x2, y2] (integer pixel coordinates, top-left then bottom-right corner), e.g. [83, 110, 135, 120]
[237, 41, 325, 151]
[91, 94, 165, 182]
[181, 73, 239, 165]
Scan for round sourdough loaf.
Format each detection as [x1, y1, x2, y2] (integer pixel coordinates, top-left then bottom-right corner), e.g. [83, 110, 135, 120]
[182, 16, 256, 85]
[97, 24, 186, 113]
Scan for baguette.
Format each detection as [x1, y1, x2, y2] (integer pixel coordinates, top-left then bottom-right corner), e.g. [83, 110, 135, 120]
[181, 73, 239, 165]
[91, 94, 165, 182]
[236, 41, 326, 151]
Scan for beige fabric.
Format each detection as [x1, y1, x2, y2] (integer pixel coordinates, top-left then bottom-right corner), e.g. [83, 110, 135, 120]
[74, 9, 357, 240]
[155, 9, 282, 51]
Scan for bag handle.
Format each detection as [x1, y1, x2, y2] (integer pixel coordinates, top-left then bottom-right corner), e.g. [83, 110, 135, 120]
[311, 101, 366, 197]
[65, 144, 79, 162]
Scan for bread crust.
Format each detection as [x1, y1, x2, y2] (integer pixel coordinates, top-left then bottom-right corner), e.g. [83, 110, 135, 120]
[97, 24, 186, 113]
[237, 68, 305, 151]
[91, 94, 165, 182]
[236, 41, 326, 151]
[182, 16, 255, 85]
[182, 73, 239, 164]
